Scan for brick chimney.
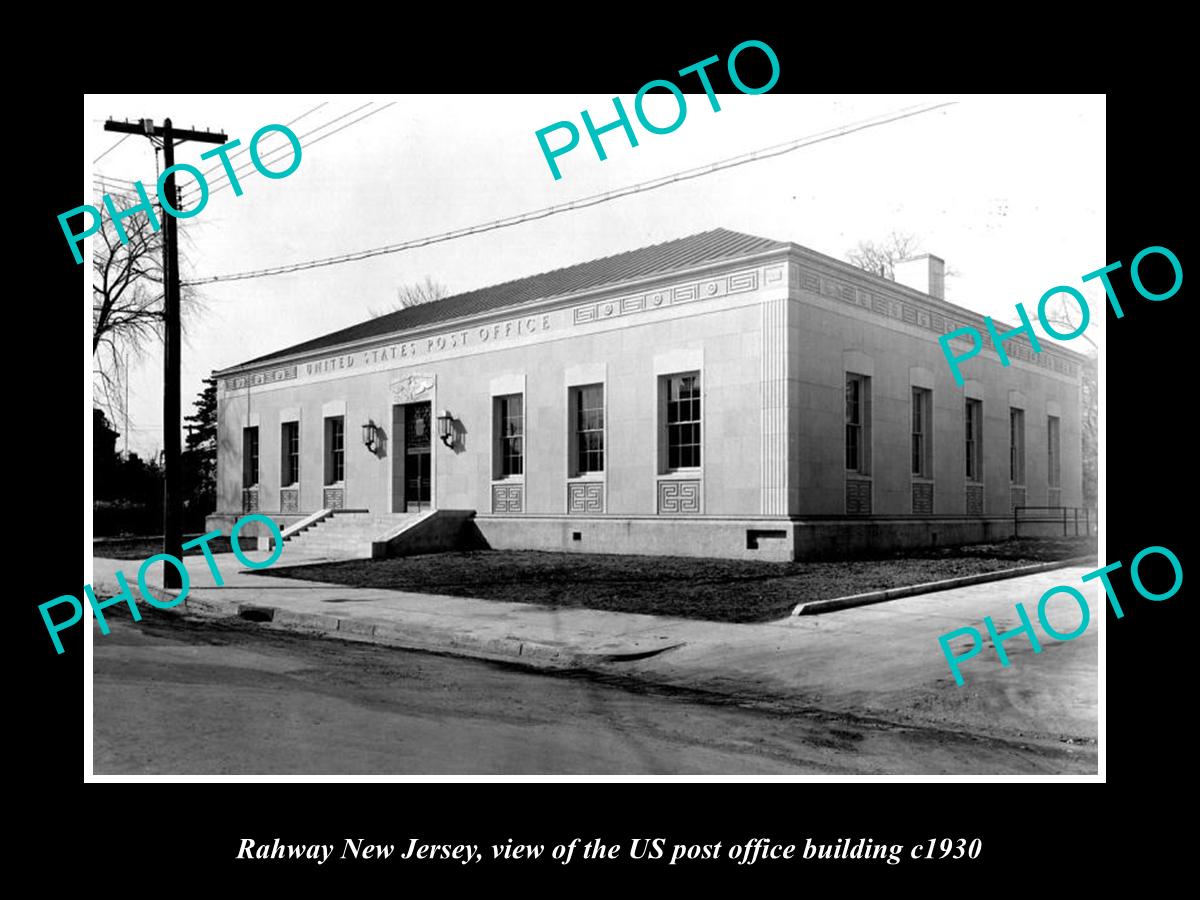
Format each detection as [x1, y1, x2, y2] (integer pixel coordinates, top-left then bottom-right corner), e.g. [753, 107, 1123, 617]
[894, 254, 945, 300]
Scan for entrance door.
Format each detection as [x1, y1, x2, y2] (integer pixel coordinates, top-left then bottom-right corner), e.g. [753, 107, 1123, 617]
[404, 401, 432, 511]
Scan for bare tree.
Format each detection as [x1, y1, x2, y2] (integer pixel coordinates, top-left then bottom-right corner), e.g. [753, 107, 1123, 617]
[846, 231, 961, 281]
[368, 277, 451, 318]
[91, 195, 205, 422]
[1041, 294, 1097, 351]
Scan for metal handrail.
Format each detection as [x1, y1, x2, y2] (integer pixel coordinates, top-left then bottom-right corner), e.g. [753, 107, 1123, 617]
[1014, 505, 1094, 537]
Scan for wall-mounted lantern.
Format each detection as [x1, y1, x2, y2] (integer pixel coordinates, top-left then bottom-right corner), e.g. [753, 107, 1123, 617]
[437, 409, 455, 447]
[362, 420, 378, 452]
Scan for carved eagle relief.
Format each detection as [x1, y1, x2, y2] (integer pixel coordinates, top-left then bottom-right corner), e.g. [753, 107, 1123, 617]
[389, 374, 435, 403]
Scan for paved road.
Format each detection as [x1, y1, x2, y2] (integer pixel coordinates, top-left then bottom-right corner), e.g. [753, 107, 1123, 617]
[95, 554, 1099, 747]
[93, 611, 1095, 775]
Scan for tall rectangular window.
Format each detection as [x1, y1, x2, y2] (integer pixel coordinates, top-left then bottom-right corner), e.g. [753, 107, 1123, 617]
[573, 384, 605, 474]
[911, 387, 932, 477]
[845, 374, 871, 474]
[1010, 408, 1026, 484]
[965, 399, 983, 481]
[1048, 415, 1061, 488]
[325, 416, 344, 485]
[495, 394, 524, 477]
[665, 372, 701, 470]
[242, 427, 259, 487]
[281, 421, 300, 485]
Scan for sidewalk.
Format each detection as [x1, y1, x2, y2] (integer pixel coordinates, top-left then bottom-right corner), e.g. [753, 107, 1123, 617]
[91, 550, 1099, 748]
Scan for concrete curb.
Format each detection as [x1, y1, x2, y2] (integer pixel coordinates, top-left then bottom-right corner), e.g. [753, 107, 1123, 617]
[791, 555, 1097, 616]
[181, 593, 681, 670]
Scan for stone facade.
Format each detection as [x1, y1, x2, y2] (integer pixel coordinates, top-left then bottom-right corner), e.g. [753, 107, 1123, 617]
[210, 232, 1084, 560]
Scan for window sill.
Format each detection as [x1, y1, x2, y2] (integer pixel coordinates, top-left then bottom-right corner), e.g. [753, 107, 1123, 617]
[912, 476, 934, 483]
[492, 475, 525, 483]
[323, 481, 345, 488]
[846, 473, 872, 479]
[568, 473, 605, 482]
[660, 469, 702, 478]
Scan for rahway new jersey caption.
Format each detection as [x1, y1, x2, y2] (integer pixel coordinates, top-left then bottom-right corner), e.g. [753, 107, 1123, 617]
[236, 838, 483, 865]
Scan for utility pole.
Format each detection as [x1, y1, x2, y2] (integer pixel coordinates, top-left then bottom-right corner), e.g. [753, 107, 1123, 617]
[103, 118, 227, 587]
[123, 354, 129, 460]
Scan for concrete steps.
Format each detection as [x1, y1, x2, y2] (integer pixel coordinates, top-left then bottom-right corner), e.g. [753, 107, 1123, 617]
[280, 512, 419, 560]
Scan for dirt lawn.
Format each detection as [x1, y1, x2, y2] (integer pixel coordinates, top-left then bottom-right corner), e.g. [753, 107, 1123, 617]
[258, 537, 1096, 624]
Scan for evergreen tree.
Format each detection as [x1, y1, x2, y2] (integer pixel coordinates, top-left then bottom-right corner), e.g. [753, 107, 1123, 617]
[182, 377, 218, 528]
[93, 408, 121, 500]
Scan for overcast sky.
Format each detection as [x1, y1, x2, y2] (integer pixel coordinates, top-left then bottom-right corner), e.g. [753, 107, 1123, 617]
[84, 93, 1105, 458]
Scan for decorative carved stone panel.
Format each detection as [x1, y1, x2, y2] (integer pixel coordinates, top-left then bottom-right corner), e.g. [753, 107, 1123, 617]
[389, 374, 435, 403]
[567, 481, 603, 513]
[913, 481, 934, 515]
[572, 269, 760, 326]
[966, 483, 984, 516]
[492, 483, 523, 514]
[790, 262, 1078, 376]
[225, 366, 297, 391]
[323, 487, 345, 510]
[241, 487, 259, 513]
[280, 487, 299, 513]
[846, 478, 872, 515]
[658, 479, 701, 514]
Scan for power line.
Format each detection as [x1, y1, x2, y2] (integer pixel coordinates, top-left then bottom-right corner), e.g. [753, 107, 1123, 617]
[94, 133, 132, 163]
[93, 180, 154, 205]
[184, 100, 956, 286]
[93, 102, 337, 203]
[93, 181, 151, 206]
[94, 175, 160, 205]
[175, 102, 392, 204]
[180, 101, 372, 201]
[95, 177, 143, 195]
[93, 188, 140, 206]
[222, 100, 328, 167]
[178, 100, 334, 198]
[204, 101, 397, 201]
[92, 104, 393, 280]
[95, 102, 386, 212]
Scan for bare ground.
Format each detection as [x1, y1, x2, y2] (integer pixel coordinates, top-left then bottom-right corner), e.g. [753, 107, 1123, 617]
[256, 537, 1097, 623]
